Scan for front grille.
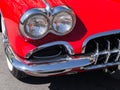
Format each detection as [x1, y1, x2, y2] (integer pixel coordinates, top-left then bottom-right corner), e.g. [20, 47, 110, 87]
[85, 33, 120, 65]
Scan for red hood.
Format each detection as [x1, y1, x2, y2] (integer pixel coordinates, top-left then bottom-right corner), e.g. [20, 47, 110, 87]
[62, 0, 120, 34]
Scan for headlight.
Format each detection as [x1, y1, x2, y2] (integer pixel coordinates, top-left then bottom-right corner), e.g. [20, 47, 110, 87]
[20, 6, 76, 40]
[52, 6, 76, 35]
[20, 9, 49, 39]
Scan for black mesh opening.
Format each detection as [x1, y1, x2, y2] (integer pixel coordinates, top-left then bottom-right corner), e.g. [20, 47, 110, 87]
[29, 45, 67, 59]
[97, 55, 107, 64]
[108, 53, 118, 63]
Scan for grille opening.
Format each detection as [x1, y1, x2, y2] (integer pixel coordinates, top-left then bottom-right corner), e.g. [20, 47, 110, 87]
[108, 53, 118, 63]
[109, 39, 119, 50]
[30, 45, 67, 59]
[97, 55, 107, 64]
[118, 56, 120, 62]
[85, 41, 96, 54]
[95, 39, 108, 52]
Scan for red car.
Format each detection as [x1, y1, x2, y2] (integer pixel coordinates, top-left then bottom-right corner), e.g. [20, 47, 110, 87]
[0, 0, 120, 79]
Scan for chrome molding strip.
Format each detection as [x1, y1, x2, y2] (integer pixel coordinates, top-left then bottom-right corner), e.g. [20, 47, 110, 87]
[26, 41, 75, 59]
[82, 30, 120, 53]
[0, 11, 8, 43]
[84, 62, 120, 70]
[42, 0, 52, 16]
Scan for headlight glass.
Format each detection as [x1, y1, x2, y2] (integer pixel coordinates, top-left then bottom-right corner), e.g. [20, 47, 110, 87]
[52, 11, 76, 35]
[24, 14, 49, 39]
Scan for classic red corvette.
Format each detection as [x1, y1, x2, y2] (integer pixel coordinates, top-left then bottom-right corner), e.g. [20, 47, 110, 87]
[0, 0, 120, 79]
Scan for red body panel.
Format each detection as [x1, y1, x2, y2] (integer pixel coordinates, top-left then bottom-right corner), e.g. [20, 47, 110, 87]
[1, 0, 120, 60]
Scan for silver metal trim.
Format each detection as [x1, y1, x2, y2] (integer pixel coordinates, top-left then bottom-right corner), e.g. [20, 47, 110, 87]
[84, 62, 120, 70]
[115, 39, 120, 62]
[51, 6, 76, 36]
[19, 4, 76, 40]
[19, 8, 50, 40]
[26, 41, 74, 59]
[42, 0, 52, 16]
[105, 40, 111, 63]
[0, 11, 8, 43]
[82, 30, 120, 53]
[5, 45, 94, 77]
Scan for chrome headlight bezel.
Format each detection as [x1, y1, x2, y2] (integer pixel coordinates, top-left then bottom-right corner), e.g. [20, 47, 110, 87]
[19, 6, 76, 40]
[19, 9, 50, 40]
[51, 6, 76, 36]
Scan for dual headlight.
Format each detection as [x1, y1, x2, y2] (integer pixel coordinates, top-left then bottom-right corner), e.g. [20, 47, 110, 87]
[20, 6, 76, 40]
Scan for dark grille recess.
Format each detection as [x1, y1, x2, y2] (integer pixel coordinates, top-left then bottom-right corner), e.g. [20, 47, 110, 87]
[29, 45, 67, 60]
[85, 34, 120, 65]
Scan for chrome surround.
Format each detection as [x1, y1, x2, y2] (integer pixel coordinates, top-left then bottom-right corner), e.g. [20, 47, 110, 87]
[84, 62, 120, 70]
[42, 0, 52, 16]
[26, 41, 74, 59]
[5, 45, 94, 77]
[19, 2, 76, 40]
[0, 11, 8, 43]
[82, 30, 120, 53]
[19, 8, 50, 40]
[51, 6, 76, 36]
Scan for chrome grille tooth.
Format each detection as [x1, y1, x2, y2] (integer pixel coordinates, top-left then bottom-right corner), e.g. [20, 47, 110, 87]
[115, 39, 120, 62]
[94, 41, 99, 64]
[105, 40, 111, 63]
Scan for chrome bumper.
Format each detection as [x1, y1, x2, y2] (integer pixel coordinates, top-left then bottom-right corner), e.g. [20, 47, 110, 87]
[11, 57, 94, 76]
[5, 46, 94, 77]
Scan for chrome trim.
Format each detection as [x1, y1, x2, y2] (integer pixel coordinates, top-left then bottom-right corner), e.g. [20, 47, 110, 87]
[51, 6, 76, 36]
[42, 0, 52, 16]
[19, 4, 76, 40]
[82, 30, 120, 53]
[19, 8, 50, 40]
[0, 11, 8, 43]
[115, 39, 120, 62]
[5, 45, 94, 77]
[91, 48, 120, 64]
[84, 62, 120, 70]
[26, 41, 74, 59]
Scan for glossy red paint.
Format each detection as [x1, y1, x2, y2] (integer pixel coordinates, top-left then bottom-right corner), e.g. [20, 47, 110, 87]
[1, 0, 120, 61]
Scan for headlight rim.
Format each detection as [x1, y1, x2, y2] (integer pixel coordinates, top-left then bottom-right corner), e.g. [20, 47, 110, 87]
[19, 6, 76, 40]
[19, 9, 50, 40]
[51, 6, 76, 36]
